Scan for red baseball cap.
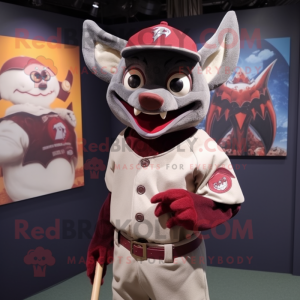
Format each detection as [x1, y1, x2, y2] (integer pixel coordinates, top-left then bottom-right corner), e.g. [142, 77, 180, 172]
[121, 21, 200, 62]
[0, 56, 50, 75]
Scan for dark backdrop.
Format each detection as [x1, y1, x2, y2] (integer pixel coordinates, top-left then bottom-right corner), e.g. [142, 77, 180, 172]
[0, 2, 111, 299]
[0, 2, 299, 300]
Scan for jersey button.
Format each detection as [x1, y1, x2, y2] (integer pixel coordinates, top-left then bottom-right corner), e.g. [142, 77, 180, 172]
[137, 185, 146, 195]
[135, 213, 144, 222]
[140, 158, 150, 168]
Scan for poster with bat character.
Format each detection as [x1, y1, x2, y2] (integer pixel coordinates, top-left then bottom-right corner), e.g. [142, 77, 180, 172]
[0, 36, 84, 205]
[197, 37, 290, 156]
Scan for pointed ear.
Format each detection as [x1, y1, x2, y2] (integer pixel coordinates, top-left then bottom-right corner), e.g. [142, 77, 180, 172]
[82, 20, 127, 83]
[198, 11, 240, 90]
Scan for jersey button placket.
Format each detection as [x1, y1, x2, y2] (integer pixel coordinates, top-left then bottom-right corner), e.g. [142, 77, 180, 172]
[137, 158, 149, 195]
[135, 213, 144, 222]
[137, 185, 146, 195]
[134, 159, 149, 226]
[140, 158, 150, 168]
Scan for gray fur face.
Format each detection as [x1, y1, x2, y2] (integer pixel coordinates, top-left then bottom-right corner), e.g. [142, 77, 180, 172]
[107, 50, 210, 139]
[82, 11, 240, 139]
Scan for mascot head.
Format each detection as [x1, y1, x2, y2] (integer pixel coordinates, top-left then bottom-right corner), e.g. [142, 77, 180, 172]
[0, 56, 72, 108]
[82, 11, 240, 139]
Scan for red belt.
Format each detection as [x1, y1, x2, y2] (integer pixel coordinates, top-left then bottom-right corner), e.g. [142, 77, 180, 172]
[119, 233, 202, 261]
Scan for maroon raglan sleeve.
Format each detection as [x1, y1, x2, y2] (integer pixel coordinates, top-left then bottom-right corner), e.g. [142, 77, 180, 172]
[86, 192, 114, 285]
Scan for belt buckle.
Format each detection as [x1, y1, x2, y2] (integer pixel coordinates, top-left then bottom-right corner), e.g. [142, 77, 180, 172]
[130, 240, 147, 261]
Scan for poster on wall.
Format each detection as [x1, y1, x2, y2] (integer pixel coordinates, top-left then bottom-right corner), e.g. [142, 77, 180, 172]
[0, 36, 84, 205]
[197, 37, 290, 156]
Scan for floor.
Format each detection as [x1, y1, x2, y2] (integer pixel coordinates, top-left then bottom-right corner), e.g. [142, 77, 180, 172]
[26, 264, 300, 300]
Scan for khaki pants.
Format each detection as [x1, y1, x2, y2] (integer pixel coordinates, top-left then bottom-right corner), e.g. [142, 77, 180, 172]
[111, 234, 210, 300]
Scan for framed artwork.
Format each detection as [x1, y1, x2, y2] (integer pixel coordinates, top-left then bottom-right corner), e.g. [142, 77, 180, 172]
[197, 37, 290, 156]
[0, 36, 84, 205]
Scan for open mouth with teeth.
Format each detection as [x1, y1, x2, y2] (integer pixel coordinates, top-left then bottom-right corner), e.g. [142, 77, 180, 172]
[114, 93, 196, 134]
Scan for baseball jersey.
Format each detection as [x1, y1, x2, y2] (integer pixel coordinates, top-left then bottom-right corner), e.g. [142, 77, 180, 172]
[2, 112, 77, 167]
[0, 104, 77, 201]
[105, 128, 244, 244]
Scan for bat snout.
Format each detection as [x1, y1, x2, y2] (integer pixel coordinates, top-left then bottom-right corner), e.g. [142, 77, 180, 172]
[138, 92, 164, 111]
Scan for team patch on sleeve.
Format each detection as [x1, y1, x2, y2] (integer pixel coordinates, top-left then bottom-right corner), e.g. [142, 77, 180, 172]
[208, 168, 235, 194]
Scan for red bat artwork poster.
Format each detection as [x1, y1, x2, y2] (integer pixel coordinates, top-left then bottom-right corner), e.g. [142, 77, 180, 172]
[197, 38, 290, 156]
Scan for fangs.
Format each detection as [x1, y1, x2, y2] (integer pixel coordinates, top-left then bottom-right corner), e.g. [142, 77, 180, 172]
[160, 112, 167, 119]
[134, 108, 141, 116]
[134, 108, 167, 119]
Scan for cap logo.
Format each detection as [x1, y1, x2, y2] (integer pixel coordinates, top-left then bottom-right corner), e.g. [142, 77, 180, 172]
[152, 27, 171, 42]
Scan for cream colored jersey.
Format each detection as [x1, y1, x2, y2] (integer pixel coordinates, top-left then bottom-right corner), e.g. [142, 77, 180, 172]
[0, 104, 76, 202]
[105, 128, 244, 244]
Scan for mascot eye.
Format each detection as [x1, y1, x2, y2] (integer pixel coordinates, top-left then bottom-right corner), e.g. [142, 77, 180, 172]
[30, 71, 42, 83]
[167, 73, 191, 96]
[41, 70, 51, 81]
[123, 69, 145, 90]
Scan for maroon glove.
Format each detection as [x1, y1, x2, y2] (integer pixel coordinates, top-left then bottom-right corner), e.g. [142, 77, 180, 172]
[151, 189, 241, 231]
[87, 192, 115, 285]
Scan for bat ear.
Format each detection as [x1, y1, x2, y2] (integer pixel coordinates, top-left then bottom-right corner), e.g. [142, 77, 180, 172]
[198, 11, 240, 90]
[82, 20, 127, 83]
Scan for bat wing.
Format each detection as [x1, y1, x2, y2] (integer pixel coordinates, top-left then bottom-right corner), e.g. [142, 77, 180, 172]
[249, 61, 277, 153]
[206, 98, 233, 143]
[249, 93, 276, 154]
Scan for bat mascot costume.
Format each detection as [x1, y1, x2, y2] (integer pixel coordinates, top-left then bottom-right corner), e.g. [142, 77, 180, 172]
[82, 11, 244, 300]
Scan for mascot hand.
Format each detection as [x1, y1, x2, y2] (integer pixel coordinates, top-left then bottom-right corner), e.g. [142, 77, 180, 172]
[87, 245, 113, 285]
[151, 189, 198, 230]
[54, 108, 77, 128]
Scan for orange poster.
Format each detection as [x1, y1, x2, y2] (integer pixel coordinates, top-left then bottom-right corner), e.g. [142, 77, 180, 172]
[0, 36, 84, 205]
